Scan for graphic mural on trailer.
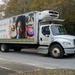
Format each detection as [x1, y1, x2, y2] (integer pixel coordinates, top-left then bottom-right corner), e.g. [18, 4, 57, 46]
[0, 13, 34, 42]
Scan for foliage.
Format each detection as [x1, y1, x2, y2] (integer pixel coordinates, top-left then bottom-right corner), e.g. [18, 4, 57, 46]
[56, 0, 75, 35]
[4, 0, 33, 17]
[1, 0, 75, 35]
[64, 20, 75, 35]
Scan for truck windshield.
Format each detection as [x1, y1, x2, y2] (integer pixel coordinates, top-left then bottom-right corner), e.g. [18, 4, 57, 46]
[51, 25, 67, 35]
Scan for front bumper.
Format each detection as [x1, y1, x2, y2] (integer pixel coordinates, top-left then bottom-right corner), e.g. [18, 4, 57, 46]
[64, 47, 75, 54]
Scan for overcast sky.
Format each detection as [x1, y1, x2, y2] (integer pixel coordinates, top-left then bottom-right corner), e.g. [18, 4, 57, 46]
[0, 0, 3, 4]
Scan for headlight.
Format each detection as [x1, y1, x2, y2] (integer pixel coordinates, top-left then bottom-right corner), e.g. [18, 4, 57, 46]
[63, 42, 71, 45]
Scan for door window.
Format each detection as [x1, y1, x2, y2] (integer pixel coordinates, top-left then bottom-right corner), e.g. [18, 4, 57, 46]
[42, 26, 50, 36]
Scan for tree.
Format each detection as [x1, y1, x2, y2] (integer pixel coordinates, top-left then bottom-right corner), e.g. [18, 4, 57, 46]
[0, 3, 5, 19]
[4, 0, 33, 17]
[3, 0, 75, 35]
[56, 0, 75, 35]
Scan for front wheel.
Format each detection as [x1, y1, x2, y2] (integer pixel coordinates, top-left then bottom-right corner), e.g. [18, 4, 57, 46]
[50, 45, 64, 58]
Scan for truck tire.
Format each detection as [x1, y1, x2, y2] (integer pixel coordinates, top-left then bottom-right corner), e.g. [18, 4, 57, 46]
[50, 45, 64, 58]
[0, 44, 9, 52]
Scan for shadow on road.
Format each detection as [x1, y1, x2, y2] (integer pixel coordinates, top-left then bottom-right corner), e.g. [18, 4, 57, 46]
[63, 54, 75, 59]
[10, 49, 75, 59]
[1, 49, 75, 59]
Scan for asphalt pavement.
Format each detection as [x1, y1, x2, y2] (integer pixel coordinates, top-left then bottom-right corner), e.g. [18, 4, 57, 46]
[0, 59, 40, 75]
[0, 67, 15, 75]
[0, 49, 75, 75]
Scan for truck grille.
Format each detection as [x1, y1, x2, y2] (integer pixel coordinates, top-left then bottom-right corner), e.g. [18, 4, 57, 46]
[74, 39, 75, 45]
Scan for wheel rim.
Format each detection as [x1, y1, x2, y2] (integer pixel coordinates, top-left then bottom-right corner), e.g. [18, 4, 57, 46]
[52, 48, 60, 57]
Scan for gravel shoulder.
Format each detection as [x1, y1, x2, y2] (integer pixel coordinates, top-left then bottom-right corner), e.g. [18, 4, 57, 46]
[12, 69, 75, 75]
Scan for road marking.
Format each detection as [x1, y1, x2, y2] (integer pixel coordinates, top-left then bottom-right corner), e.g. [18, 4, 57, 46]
[0, 58, 6, 60]
[0, 58, 55, 69]
[0, 66, 16, 72]
[0, 58, 17, 72]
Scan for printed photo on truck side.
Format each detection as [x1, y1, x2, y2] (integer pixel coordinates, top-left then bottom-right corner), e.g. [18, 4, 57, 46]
[0, 13, 34, 42]
[9, 13, 34, 39]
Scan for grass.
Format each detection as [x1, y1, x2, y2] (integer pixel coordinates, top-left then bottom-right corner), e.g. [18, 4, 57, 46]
[12, 69, 75, 75]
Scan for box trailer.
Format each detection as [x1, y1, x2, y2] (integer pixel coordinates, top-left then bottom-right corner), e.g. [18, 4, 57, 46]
[0, 10, 75, 58]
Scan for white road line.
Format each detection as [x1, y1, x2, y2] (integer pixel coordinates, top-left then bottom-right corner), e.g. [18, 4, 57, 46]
[0, 58, 17, 72]
[0, 58, 6, 60]
[0, 57, 55, 69]
[0, 66, 16, 72]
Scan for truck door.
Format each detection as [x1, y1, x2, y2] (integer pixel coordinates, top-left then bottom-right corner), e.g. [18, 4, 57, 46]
[39, 25, 51, 45]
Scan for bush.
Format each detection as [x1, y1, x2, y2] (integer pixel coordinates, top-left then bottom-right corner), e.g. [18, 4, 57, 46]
[63, 20, 75, 35]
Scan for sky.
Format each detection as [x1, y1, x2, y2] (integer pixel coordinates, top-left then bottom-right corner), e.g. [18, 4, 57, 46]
[0, 0, 3, 4]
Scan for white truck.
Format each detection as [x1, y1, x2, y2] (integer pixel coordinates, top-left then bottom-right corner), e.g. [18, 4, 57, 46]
[0, 10, 75, 58]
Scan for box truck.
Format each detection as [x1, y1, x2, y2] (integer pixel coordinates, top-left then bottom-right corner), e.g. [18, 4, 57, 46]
[0, 10, 75, 58]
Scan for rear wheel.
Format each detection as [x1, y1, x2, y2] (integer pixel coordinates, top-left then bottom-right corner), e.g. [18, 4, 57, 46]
[50, 45, 64, 58]
[0, 44, 9, 52]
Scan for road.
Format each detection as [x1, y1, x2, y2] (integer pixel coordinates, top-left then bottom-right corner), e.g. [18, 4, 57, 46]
[0, 49, 75, 74]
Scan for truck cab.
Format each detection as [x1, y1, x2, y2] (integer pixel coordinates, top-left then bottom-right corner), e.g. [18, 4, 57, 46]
[38, 10, 75, 58]
[39, 22, 75, 58]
